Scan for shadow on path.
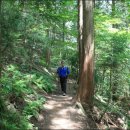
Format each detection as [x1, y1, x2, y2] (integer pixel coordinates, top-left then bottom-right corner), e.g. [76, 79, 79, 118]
[32, 80, 98, 130]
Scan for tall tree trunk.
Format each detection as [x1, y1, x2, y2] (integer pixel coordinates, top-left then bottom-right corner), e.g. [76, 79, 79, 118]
[62, 21, 65, 42]
[21, 0, 27, 46]
[111, 0, 118, 100]
[77, 0, 94, 108]
[0, 0, 2, 78]
[110, 67, 112, 101]
[20, 0, 28, 66]
[112, 0, 116, 28]
[78, 0, 83, 80]
[46, 29, 51, 68]
[46, 48, 51, 68]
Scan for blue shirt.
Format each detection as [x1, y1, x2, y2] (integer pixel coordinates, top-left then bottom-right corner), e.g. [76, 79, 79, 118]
[57, 66, 70, 77]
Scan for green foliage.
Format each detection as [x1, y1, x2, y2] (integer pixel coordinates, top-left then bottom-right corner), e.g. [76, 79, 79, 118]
[23, 97, 45, 118]
[0, 0, 77, 128]
[68, 51, 78, 79]
[0, 64, 55, 130]
[32, 72, 56, 92]
[94, 1, 130, 129]
[0, 0, 129, 129]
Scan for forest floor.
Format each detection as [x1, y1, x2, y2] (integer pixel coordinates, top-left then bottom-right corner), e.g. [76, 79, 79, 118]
[32, 79, 98, 130]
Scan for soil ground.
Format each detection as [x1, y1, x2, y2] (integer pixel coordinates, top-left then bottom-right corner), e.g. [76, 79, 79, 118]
[32, 79, 98, 130]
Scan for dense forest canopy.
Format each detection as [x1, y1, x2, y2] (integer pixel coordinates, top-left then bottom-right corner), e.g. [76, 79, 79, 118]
[0, 0, 130, 129]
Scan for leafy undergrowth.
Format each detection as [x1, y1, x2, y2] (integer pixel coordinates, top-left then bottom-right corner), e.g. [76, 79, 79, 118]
[0, 65, 56, 130]
[92, 95, 130, 129]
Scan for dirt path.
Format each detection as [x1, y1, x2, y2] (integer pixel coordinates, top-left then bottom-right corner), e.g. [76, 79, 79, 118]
[32, 80, 97, 130]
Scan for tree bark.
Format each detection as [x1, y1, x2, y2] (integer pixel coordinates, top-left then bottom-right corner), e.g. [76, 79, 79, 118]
[62, 21, 65, 42]
[78, 0, 83, 79]
[46, 48, 51, 68]
[0, 0, 2, 78]
[112, 0, 116, 28]
[77, 0, 94, 108]
[111, 0, 118, 101]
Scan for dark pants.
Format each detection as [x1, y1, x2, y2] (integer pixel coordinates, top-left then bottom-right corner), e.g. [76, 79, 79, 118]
[60, 77, 67, 93]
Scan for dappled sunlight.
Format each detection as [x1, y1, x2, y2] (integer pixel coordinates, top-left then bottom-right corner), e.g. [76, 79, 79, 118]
[45, 102, 62, 110]
[50, 117, 84, 129]
[57, 107, 76, 116]
[46, 100, 57, 105]
[38, 114, 44, 122]
[108, 27, 119, 33]
[43, 68, 52, 76]
[57, 108, 69, 116]
[68, 79, 76, 84]
[39, 94, 88, 129]
[51, 95, 73, 101]
[1, 0, 128, 129]
[44, 103, 55, 110]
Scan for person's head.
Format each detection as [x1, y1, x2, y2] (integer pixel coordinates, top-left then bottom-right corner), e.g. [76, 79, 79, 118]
[61, 60, 64, 67]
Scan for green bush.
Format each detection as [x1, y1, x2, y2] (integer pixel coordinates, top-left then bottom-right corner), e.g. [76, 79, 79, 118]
[0, 64, 55, 130]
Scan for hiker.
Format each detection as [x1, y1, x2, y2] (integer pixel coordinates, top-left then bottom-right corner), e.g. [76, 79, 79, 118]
[57, 61, 70, 96]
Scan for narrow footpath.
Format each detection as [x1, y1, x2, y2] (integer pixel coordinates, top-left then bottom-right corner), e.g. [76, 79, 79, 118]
[32, 80, 97, 130]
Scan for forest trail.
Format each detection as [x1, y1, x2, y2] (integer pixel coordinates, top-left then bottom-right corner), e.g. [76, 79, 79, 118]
[32, 79, 97, 130]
